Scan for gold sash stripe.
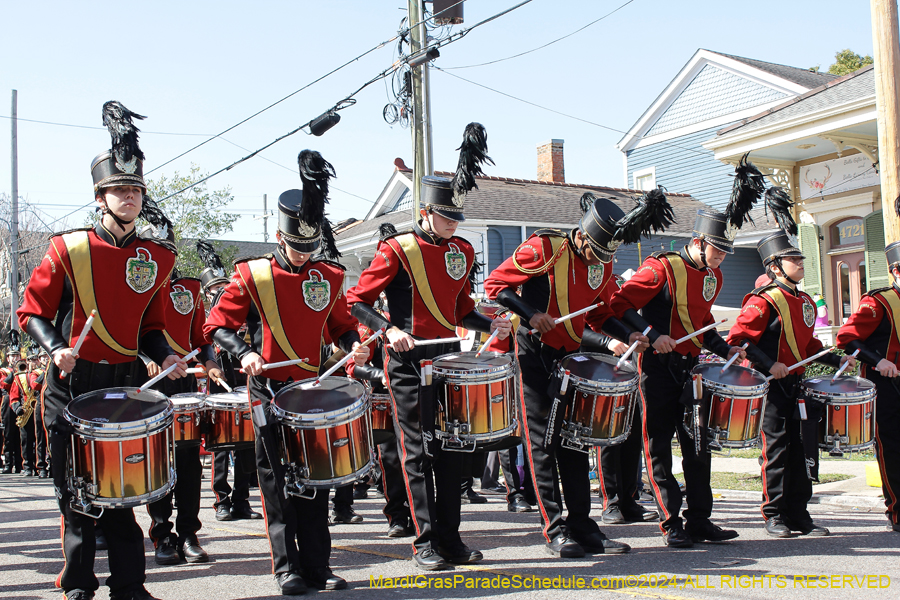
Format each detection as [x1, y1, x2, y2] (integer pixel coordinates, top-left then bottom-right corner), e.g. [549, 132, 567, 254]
[548, 237, 581, 344]
[392, 234, 457, 332]
[762, 287, 803, 365]
[661, 255, 703, 349]
[875, 289, 900, 351]
[16, 373, 34, 404]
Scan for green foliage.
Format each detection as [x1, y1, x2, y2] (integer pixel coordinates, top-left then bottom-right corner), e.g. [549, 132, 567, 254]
[803, 347, 859, 379]
[827, 49, 874, 76]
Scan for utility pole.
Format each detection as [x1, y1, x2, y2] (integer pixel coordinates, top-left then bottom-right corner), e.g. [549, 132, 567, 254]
[253, 193, 271, 242]
[10, 90, 19, 332]
[407, 0, 432, 226]
[872, 0, 900, 241]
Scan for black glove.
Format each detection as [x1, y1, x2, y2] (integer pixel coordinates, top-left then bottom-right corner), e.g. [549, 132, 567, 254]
[14, 405, 24, 417]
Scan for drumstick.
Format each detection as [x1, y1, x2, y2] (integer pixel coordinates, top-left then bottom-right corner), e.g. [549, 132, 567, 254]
[474, 318, 510, 358]
[239, 358, 309, 374]
[653, 319, 728, 354]
[314, 328, 385, 386]
[212, 377, 233, 393]
[526, 303, 600, 335]
[615, 326, 652, 371]
[185, 367, 206, 375]
[765, 348, 833, 382]
[137, 348, 200, 393]
[720, 342, 750, 373]
[414, 337, 465, 346]
[60, 310, 96, 378]
[831, 349, 860, 383]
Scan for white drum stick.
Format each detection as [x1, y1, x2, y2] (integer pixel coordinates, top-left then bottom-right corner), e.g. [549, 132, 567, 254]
[765, 348, 833, 382]
[239, 357, 309, 374]
[672, 319, 727, 346]
[60, 310, 96, 378]
[475, 318, 511, 358]
[212, 378, 233, 393]
[721, 342, 750, 373]
[314, 328, 385, 386]
[527, 303, 600, 335]
[137, 348, 200, 393]
[414, 337, 465, 346]
[185, 368, 206, 374]
[615, 326, 652, 371]
[831, 348, 860, 382]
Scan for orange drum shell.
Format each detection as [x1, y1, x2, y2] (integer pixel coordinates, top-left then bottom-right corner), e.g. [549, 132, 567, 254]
[72, 428, 172, 502]
[566, 391, 633, 443]
[371, 396, 393, 432]
[207, 407, 255, 451]
[820, 399, 874, 450]
[439, 380, 511, 436]
[706, 393, 765, 446]
[280, 413, 372, 487]
[173, 410, 204, 446]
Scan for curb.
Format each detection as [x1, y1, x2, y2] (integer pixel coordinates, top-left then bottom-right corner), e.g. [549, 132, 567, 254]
[713, 488, 884, 509]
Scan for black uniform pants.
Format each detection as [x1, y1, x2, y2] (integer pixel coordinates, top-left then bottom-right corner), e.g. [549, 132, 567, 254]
[35, 397, 48, 472]
[211, 448, 253, 509]
[147, 444, 202, 545]
[518, 334, 600, 543]
[869, 371, 900, 525]
[377, 436, 411, 527]
[760, 380, 813, 522]
[249, 376, 331, 574]
[1, 394, 21, 469]
[384, 342, 464, 555]
[19, 411, 37, 470]
[598, 404, 643, 512]
[638, 351, 712, 533]
[44, 360, 147, 595]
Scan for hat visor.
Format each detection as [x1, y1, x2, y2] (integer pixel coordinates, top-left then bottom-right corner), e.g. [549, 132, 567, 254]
[96, 174, 146, 191]
[430, 207, 465, 223]
[584, 238, 614, 263]
[704, 239, 734, 254]
[282, 236, 320, 254]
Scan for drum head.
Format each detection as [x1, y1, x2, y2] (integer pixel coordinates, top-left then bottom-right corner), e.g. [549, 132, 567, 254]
[432, 352, 512, 376]
[275, 378, 365, 418]
[559, 353, 635, 383]
[206, 391, 248, 409]
[171, 393, 206, 411]
[67, 387, 169, 424]
[804, 376, 875, 395]
[693, 363, 767, 388]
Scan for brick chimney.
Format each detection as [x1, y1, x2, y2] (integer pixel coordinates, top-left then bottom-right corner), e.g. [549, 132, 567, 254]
[537, 139, 565, 183]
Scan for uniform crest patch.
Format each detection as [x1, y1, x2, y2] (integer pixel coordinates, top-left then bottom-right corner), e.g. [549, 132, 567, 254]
[702, 274, 717, 302]
[169, 284, 194, 315]
[125, 248, 158, 294]
[302, 269, 331, 312]
[445, 243, 467, 281]
[802, 296, 815, 328]
[588, 263, 605, 290]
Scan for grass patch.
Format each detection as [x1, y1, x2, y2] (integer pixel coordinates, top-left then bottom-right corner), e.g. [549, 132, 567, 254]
[670, 443, 876, 462]
[674, 472, 853, 492]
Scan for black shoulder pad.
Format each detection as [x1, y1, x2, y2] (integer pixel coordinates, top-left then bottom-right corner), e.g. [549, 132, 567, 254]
[866, 286, 894, 297]
[532, 228, 566, 238]
[750, 282, 778, 296]
[137, 234, 177, 254]
[233, 254, 274, 267]
[310, 257, 347, 272]
[172, 277, 201, 285]
[51, 226, 93, 240]
[649, 250, 680, 259]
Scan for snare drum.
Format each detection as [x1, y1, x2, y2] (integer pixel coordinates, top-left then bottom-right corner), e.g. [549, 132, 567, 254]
[171, 393, 206, 447]
[272, 378, 373, 494]
[206, 387, 255, 451]
[370, 392, 395, 444]
[691, 363, 769, 449]
[432, 351, 518, 451]
[803, 376, 876, 455]
[65, 388, 175, 512]
[556, 353, 638, 451]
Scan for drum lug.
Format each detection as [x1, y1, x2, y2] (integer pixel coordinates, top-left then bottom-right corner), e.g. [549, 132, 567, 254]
[284, 463, 316, 499]
[826, 434, 846, 457]
[68, 478, 104, 519]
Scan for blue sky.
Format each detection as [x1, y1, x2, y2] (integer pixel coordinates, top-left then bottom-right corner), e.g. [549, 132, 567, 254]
[0, 1, 876, 242]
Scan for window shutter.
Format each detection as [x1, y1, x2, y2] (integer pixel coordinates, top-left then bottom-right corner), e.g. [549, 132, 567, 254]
[865, 210, 889, 291]
[798, 223, 821, 296]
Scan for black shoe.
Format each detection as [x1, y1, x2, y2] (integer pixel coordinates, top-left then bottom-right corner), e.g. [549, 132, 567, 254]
[154, 538, 181, 565]
[545, 534, 585, 558]
[891, 522, 900, 533]
[38, 468, 49, 479]
[461, 488, 487, 504]
[664, 527, 694, 548]
[215, 504, 234, 521]
[482, 485, 507, 495]
[274, 572, 308, 595]
[621, 505, 660, 522]
[413, 548, 449, 570]
[0, 465, 11, 474]
[331, 506, 363, 524]
[95, 530, 108, 551]
[231, 505, 262, 520]
[387, 522, 415, 538]
[784, 518, 829, 536]
[352, 487, 368, 500]
[507, 496, 533, 513]
[301, 566, 347, 590]
[686, 520, 739, 543]
[109, 587, 159, 600]
[64, 590, 95, 600]
[601, 505, 625, 524]
[765, 516, 792, 538]
[179, 535, 209, 563]
[572, 530, 630, 554]
[436, 543, 483, 564]
[22, 468, 35, 477]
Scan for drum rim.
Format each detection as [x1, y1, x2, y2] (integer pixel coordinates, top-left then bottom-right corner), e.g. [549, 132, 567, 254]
[802, 376, 876, 403]
[558, 352, 637, 393]
[431, 351, 515, 381]
[206, 391, 250, 409]
[692, 363, 769, 396]
[273, 377, 369, 428]
[65, 387, 174, 437]
[170, 392, 206, 412]
[76, 467, 176, 507]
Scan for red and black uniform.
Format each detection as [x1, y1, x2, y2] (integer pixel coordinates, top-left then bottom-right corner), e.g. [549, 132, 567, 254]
[0, 364, 21, 472]
[204, 250, 360, 578]
[346, 222, 493, 560]
[836, 285, 900, 526]
[147, 277, 215, 553]
[610, 248, 733, 536]
[7, 368, 41, 473]
[484, 229, 631, 548]
[18, 223, 177, 597]
[728, 280, 839, 524]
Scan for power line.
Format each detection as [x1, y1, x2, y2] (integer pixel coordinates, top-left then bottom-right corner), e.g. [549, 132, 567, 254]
[0, 115, 211, 136]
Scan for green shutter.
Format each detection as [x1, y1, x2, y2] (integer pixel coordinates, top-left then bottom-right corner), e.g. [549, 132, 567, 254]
[865, 210, 889, 291]
[798, 223, 821, 296]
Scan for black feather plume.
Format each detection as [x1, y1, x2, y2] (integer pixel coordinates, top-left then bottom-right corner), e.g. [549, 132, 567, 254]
[378, 222, 398, 241]
[102, 101, 146, 165]
[451, 123, 494, 199]
[196, 240, 225, 273]
[580, 193, 596, 215]
[8, 331, 20, 349]
[724, 153, 767, 229]
[320, 219, 341, 260]
[894, 194, 900, 220]
[297, 150, 335, 228]
[140, 196, 173, 234]
[468, 258, 483, 287]
[764, 187, 797, 236]
[614, 187, 676, 243]
[171, 267, 182, 281]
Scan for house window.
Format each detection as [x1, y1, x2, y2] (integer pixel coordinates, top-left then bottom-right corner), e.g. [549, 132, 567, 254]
[633, 167, 656, 191]
[830, 217, 864, 248]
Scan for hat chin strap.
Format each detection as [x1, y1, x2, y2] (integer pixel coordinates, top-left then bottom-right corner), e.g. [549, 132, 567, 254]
[698, 239, 710, 268]
[774, 257, 801, 286]
[100, 202, 136, 229]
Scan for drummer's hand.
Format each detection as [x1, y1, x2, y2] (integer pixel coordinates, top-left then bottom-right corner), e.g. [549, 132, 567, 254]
[146, 361, 161, 378]
[839, 354, 857, 371]
[350, 341, 371, 366]
[52, 348, 76, 373]
[608, 339, 629, 356]
[652, 335, 677, 354]
[727, 345, 747, 361]
[628, 332, 651, 354]
[386, 327, 415, 353]
[876, 358, 899, 378]
[206, 362, 224, 384]
[161, 354, 188, 380]
[491, 317, 512, 341]
[529, 312, 556, 334]
[769, 362, 790, 380]
[241, 352, 264, 377]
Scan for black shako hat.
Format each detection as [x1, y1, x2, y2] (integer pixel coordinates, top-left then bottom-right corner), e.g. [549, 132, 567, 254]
[757, 231, 804, 266]
[91, 101, 147, 192]
[197, 240, 229, 291]
[579, 196, 626, 262]
[692, 210, 735, 254]
[422, 122, 494, 222]
[277, 150, 340, 259]
[579, 188, 675, 262]
[886, 241, 900, 269]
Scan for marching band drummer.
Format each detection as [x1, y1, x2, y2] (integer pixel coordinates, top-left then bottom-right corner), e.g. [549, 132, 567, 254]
[483, 191, 667, 558]
[836, 241, 900, 534]
[346, 123, 510, 571]
[204, 150, 369, 595]
[17, 101, 187, 600]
